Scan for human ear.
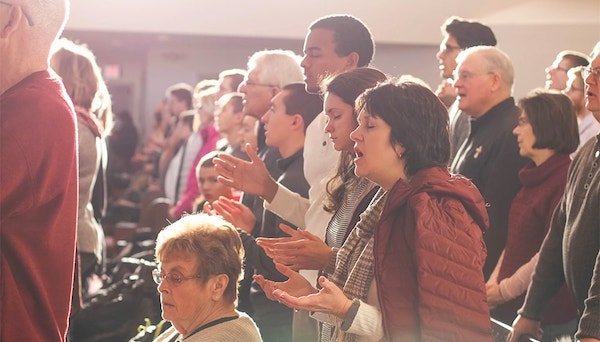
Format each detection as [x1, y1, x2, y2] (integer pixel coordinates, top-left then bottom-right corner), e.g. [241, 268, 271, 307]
[345, 52, 360, 69]
[0, 6, 22, 39]
[211, 274, 229, 300]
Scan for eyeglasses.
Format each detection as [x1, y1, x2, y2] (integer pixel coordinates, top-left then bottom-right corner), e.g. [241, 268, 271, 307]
[152, 269, 203, 287]
[241, 79, 276, 88]
[452, 71, 494, 82]
[582, 66, 600, 82]
[0, 0, 34, 26]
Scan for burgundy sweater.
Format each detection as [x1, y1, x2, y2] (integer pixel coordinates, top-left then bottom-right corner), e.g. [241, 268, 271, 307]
[494, 153, 578, 324]
[1, 70, 79, 341]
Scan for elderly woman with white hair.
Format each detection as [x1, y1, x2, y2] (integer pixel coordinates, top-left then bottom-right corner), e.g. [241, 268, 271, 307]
[153, 213, 262, 341]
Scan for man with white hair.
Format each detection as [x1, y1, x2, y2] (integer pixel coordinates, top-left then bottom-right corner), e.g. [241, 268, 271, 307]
[214, 49, 305, 342]
[0, 1, 79, 341]
[450, 46, 528, 280]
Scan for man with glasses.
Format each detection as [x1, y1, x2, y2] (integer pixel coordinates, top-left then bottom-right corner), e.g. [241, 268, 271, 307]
[450, 46, 529, 281]
[545, 50, 590, 90]
[565, 65, 599, 155]
[436, 16, 497, 160]
[215, 49, 304, 341]
[0, 1, 79, 341]
[509, 41, 600, 342]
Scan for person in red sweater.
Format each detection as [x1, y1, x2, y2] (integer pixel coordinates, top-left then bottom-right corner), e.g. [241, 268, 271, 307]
[256, 80, 492, 341]
[486, 90, 580, 341]
[0, 1, 79, 341]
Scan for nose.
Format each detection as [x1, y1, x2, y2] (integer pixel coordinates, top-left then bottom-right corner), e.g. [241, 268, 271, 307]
[239, 82, 247, 94]
[585, 71, 596, 85]
[300, 55, 309, 69]
[452, 77, 461, 89]
[512, 125, 519, 136]
[324, 118, 333, 133]
[350, 126, 361, 142]
[436, 49, 444, 60]
[157, 278, 169, 293]
[260, 112, 269, 124]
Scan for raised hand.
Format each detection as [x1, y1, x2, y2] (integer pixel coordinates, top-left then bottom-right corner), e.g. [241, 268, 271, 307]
[273, 275, 353, 319]
[257, 223, 332, 271]
[213, 143, 279, 202]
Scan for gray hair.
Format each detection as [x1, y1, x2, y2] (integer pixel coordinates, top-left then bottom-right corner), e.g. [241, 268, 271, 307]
[458, 46, 514, 91]
[247, 49, 304, 89]
[591, 41, 600, 60]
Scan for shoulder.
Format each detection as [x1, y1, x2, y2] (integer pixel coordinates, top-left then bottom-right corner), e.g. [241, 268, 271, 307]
[194, 314, 262, 342]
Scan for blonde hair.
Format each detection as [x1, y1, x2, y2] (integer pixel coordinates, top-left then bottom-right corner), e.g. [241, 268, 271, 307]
[51, 38, 113, 135]
[155, 213, 244, 303]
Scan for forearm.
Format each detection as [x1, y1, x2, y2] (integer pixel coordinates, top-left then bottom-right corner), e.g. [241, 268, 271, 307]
[238, 229, 285, 281]
[264, 184, 309, 228]
[499, 253, 538, 301]
[343, 300, 384, 340]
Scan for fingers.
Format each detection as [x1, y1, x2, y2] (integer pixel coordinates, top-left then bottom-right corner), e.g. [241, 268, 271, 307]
[272, 289, 303, 310]
[202, 202, 213, 215]
[278, 223, 300, 237]
[253, 275, 277, 301]
[244, 143, 261, 164]
[274, 262, 299, 279]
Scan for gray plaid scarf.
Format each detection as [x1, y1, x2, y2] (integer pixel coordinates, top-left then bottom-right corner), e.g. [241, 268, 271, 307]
[328, 188, 388, 342]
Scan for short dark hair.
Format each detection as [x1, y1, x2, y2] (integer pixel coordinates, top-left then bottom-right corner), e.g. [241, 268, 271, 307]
[166, 83, 194, 109]
[518, 89, 579, 154]
[557, 50, 590, 69]
[281, 83, 323, 131]
[442, 16, 497, 49]
[309, 15, 374, 67]
[356, 80, 450, 176]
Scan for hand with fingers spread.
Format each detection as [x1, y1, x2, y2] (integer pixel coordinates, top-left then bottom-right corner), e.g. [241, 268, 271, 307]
[257, 223, 332, 271]
[253, 263, 316, 302]
[272, 275, 353, 319]
[507, 315, 542, 342]
[213, 143, 279, 202]
[211, 196, 256, 234]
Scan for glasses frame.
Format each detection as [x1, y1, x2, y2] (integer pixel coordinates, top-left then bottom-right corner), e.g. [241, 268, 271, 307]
[582, 66, 600, 82]
[0, 0, 33, 26]
[452, 71, 495, 83]
[242, 79, 276, 88]
[152, 269, 203, 287]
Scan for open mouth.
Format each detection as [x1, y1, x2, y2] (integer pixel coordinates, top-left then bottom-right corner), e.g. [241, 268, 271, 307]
[354, 148, 364, 159]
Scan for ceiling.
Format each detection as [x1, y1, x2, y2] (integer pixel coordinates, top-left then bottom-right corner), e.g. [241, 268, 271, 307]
[66, 0, 600, 46]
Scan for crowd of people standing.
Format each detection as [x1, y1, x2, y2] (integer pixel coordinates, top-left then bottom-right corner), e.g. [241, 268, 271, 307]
[1, 1, 599, 341]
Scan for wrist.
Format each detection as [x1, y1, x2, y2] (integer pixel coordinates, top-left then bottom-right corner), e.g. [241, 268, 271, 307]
[263, 178, 279, 203]
[340, 298, 360, 331]
[336, 297, 354, 319]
